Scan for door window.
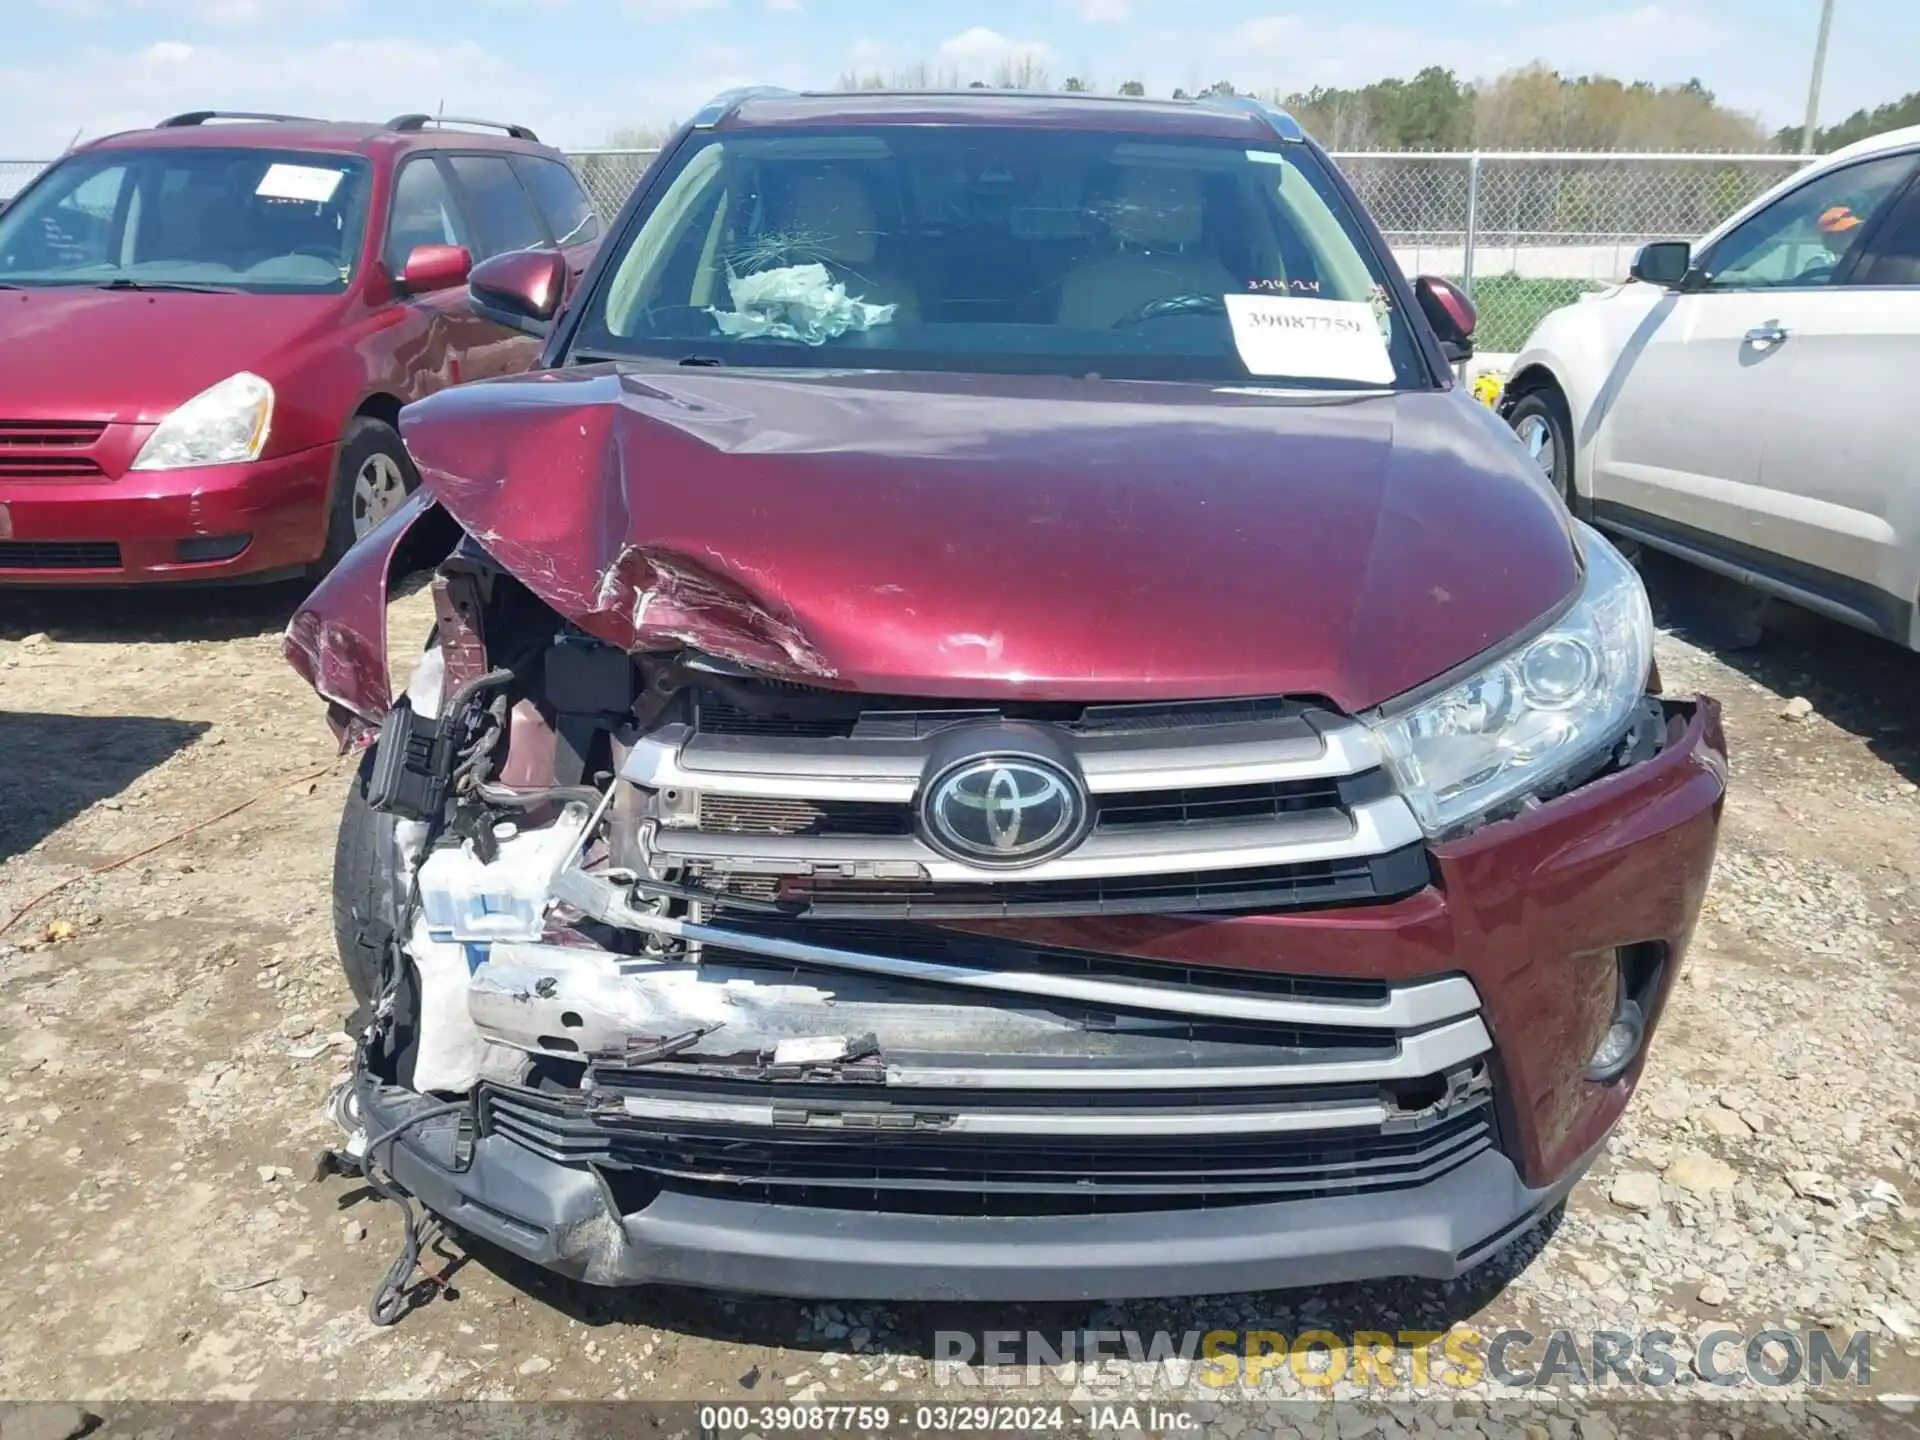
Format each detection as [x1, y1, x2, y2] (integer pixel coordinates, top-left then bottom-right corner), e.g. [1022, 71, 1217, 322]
[1701, 153, 1916, 290]
[1851, 169, 1920, 287]
[385, 157, 470, 271]
[511, 156, 600, 247]
[447, 155, 546, 258]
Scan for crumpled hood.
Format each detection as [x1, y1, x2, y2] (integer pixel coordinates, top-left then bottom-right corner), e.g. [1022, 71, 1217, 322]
[0, 286, 342, 422]
[399, 364, 1579, 712]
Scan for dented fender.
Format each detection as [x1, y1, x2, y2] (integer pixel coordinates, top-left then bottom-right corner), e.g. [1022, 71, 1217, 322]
[283, 489, 458, 729]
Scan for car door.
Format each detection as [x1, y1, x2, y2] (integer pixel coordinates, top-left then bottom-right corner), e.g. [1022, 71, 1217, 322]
[384, 154, 486, 396]
[442, 153, 552, 379]
[1587, 152, 1916, 556]
[1745, 151, 1920, 641]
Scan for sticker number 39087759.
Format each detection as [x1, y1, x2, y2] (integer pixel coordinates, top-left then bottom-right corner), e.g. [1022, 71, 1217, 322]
[1223, 295, 1395, 385]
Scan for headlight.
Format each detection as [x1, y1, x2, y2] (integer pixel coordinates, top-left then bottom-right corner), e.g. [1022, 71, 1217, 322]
[1371, 522, 1653, 835]
[131, 372, 274, 471]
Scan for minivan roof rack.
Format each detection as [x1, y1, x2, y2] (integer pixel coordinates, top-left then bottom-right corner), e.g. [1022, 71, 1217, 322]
[158, 111, 317, 128]
[691, 87, 794, 128]
[386, 113, 541, 142]
[1196, 94, 1307, 144]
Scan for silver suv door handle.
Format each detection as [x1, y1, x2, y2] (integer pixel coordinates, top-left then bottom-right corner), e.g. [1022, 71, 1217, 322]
[1744, 325, 1789, 346]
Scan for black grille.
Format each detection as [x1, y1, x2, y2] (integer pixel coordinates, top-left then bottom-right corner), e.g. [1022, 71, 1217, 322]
[692, 841, 1431, 919]
[0, 540, 122, 571]
[694, 794, 913, 837]
[693, 684, 1317, 744]
[481, 1081, 1495, 1216]
[708, 919, 1394, 1005]
[1095, 778, 1347, 829]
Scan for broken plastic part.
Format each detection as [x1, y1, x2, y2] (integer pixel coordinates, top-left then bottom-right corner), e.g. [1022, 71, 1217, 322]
[408, 918, 488, 1093]
[367, 698, 452, 821]
[708, 263, 897, 346]
[416, 802, 592, 943]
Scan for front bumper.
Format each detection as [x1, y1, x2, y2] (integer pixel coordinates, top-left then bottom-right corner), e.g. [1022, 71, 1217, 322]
[350, 698, 1724, 1298]
[0, 444, 334, 584]
[359, 1072, 1586, 1299]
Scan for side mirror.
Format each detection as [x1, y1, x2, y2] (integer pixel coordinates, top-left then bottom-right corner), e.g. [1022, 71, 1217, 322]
[1630, 241, 1692, 289]
[398, 243, 471, 294]
[1414, 275, 1476, 363]
[469, 247, 567, 337]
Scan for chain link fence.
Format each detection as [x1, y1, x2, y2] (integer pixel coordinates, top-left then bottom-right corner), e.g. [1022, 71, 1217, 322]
[1333, 152, 1813, 352]
[0, 160, 47, 200]
[3, 146, 1813, 353]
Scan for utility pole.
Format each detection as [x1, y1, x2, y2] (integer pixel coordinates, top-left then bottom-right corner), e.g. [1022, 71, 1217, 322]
[1801, 0, 1836, 153]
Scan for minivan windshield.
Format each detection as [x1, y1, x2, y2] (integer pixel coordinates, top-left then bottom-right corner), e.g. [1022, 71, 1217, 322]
[570, 127, 1427, 387]
[0, 147, 371, 293]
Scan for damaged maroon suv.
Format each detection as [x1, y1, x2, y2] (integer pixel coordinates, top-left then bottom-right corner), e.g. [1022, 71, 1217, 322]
[288, 88, 1726, 1304]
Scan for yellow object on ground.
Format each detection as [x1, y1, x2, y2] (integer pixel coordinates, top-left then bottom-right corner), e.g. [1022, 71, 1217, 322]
[1472, 373, 1504, 409]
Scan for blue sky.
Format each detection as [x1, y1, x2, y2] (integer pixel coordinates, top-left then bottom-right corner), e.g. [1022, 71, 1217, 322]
[4, 0, 1913, 156]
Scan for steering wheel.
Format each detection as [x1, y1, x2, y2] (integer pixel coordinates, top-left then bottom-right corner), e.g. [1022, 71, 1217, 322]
[1112, 293, 1228, 327]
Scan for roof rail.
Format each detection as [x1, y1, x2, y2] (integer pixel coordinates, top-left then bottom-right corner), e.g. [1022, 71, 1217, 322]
[386, 113, 541, 142]
[1199, 94, 1307, 144]
[158, 110, 316, 128]
[691, 86, 794, 129]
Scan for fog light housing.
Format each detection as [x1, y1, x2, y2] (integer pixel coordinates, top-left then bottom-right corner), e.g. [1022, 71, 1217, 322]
[175, 533, 251, 564]
[1586, 997, 1645, 1080]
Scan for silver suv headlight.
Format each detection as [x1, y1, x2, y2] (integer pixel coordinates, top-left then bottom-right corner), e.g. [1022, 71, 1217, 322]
[1370, 523, 1654, 836]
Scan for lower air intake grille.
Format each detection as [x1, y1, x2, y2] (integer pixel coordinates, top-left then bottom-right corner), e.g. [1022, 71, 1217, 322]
[0, 541, 122, 571]
[481, 1084, 1496, 1216]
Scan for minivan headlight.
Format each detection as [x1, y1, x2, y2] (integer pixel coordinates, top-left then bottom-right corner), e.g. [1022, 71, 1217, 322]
[131, 372, 275, 471]
[1371, 523, 1654, 836]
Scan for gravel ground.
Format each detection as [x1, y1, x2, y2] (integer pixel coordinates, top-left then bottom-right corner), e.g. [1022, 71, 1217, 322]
[2, 561, 1919, 1434]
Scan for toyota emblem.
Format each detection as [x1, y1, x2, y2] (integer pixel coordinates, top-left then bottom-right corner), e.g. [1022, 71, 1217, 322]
[920, 753, 1089, 868]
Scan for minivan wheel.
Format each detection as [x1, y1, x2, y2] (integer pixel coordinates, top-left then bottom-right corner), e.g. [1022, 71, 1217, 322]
[322, 417, 420, 570]
[1507, 389, 1573, 504]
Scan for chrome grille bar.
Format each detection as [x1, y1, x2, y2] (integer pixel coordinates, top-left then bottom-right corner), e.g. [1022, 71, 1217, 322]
[647, 795, 1421, 882]
[622, 713, 1384, 803]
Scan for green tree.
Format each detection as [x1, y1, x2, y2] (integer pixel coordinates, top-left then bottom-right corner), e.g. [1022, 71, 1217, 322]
[1118, 79, 1145, 97]
[1063, 77, 1088, 93]
[1200, 80, 1237, 98]
[1778, 89, 1920, 152]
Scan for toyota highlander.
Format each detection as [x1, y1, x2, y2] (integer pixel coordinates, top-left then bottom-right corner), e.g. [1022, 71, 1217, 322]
[287, 88, 1726, 1308]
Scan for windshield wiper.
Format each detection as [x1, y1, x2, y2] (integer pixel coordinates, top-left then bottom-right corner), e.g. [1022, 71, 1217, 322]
[677, 354, 726, 367]
[91, 278, 238, 294]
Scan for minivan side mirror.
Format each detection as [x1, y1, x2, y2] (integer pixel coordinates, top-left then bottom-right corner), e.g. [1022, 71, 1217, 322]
[1630, 241, 1692, 289]
[1414, 275, 1476, 363]
[469, 247, 568, 337]
[398, 243, 472, 294]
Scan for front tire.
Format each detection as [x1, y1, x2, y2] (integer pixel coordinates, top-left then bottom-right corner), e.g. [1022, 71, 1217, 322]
[1507, 388, 1574, 506]
[332, 750, 405, 1009]
[321, 417, 419, 572]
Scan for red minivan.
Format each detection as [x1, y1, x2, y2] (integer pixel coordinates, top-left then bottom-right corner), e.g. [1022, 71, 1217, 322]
[0, 111, 600, 584]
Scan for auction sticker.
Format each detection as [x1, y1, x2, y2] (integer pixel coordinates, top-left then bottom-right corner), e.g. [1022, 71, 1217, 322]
[255, 163, 344, 203]
[1225, 294, 1394, 384]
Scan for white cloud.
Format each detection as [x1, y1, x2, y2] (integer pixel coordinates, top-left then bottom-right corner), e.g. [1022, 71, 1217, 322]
[0, 36, 531, 154]
[1063, 0, 1131, 22]
[1232, 16, 1302, 55]
[622, 0, 726, 17]
[765, 0, 802, 10]
[935, 27, 1059, 83]
[33, 0, 348, 24]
